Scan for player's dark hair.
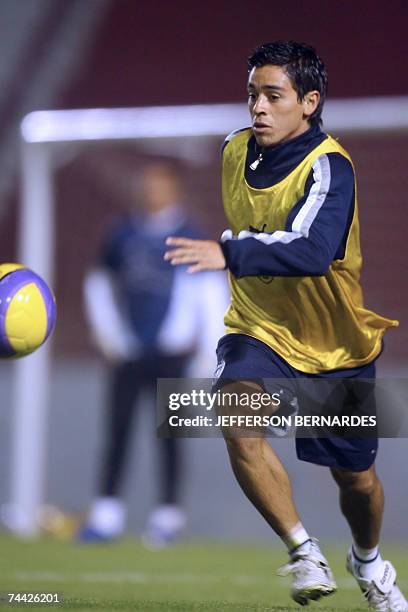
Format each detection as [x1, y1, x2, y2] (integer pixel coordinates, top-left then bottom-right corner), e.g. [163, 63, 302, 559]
[247, 41, 327, 127]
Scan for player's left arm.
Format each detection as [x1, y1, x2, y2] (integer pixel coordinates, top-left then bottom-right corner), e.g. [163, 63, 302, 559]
[219, 152, 355, 278]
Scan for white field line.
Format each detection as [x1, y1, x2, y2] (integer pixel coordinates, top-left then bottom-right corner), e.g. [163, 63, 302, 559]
[10, 571, 408, 590]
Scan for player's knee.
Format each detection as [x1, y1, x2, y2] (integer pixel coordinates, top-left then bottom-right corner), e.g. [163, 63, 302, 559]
[225, 436, 263, 464]
[331, 466, 378, 495]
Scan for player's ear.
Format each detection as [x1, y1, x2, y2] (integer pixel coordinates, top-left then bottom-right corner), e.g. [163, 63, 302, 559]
[302, 91, 320, 120]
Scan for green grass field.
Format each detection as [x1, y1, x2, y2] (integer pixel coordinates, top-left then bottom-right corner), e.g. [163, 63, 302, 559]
[0, 535, 406, 611]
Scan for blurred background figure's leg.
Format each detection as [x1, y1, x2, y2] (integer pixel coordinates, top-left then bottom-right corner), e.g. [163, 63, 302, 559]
[79, 360, 140, 542]
[142, 354, 190, 549]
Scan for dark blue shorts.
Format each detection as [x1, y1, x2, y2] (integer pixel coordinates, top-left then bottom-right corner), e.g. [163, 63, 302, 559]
[214, 333, 378, 472]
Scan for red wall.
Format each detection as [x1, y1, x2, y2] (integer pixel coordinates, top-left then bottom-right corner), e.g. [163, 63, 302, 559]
[61, 0, 408, 109]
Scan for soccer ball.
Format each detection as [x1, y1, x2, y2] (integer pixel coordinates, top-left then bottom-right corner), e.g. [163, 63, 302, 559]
[0, 263, 57, 358]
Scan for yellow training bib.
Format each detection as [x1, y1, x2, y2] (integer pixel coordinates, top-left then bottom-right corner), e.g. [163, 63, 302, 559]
[222, 129, 398, 373]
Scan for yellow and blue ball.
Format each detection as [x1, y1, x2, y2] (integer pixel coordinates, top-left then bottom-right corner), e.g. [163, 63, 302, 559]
[0, 263, 57, 358]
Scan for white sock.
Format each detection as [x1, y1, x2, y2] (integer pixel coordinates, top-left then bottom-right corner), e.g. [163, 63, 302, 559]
[88, 497, 126, 536]
[282, 522, 311, 554]
[352, 543, 383, 578]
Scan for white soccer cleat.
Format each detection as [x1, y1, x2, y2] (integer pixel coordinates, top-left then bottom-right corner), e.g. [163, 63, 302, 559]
[278, 540, 337, 606]
[347, 549, 408, 611]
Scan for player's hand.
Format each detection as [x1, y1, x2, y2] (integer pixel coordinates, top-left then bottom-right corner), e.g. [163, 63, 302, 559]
[164, 237, 226, 273]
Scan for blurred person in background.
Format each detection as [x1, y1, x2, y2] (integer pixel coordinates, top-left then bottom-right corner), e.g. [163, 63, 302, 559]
[79, 160, 228, 547]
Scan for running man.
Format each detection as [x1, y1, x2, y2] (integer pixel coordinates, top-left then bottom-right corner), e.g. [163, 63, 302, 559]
[165, 41, 406, 610]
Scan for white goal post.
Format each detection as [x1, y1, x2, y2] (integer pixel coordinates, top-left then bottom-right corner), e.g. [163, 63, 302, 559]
[10, 96, 408, 537]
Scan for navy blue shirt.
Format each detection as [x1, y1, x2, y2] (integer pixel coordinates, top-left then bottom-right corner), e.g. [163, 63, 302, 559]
[102, 210, 200, 349]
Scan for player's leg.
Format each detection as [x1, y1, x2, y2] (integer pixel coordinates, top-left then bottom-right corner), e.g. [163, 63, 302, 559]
[213, 333, 337, 605]
[223, 385, 301, 537]
[215, 337, 315, 543]
[331, 463, 408, 611]
[310, 359, 408, 611]
[223, 385, 336, 605]
[327, 374, 384, 549]
[331, 464, 383, 549]
[78, 360, 140, 541]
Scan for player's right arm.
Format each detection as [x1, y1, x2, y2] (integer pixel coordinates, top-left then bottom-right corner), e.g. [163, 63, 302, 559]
[164, 237, 226, 273]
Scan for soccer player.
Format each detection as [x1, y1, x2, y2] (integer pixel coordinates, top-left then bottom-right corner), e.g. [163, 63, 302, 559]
[165, 42, 407, 610]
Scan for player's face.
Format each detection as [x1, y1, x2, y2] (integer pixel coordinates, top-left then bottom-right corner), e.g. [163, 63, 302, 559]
[247, 65, 319, 147]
